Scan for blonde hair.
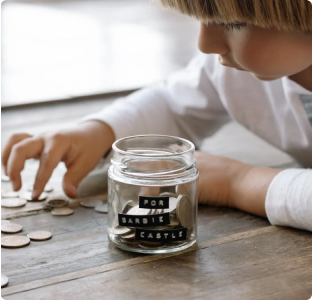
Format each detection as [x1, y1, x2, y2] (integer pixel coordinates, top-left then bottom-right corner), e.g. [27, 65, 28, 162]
[158, 0, 312, 32]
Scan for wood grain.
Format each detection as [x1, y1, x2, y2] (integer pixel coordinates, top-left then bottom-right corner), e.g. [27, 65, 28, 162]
[3, 227, 311, 300]
[1, 206, 270, 287]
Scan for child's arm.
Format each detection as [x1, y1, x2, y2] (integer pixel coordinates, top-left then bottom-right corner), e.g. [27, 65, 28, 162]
[196, 151, 312, 232]
[82, 54, 230, 147]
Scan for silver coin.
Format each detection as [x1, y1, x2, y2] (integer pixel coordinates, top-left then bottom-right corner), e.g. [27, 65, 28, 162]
[1, 220, 11, 226]
[120, 231, 135, 240]
[113, 226, 132, 236]
[163, 197, 178, 214]
[51, 207, 74, 216]
[1, 236, 30, 248]
[1, 222, 23, 234]
[1, 191, 20, 198]
[80, 199, 103, 208]
[139, 241, 167, 250]
[127, 205, 151, 216]
[168, 216, 180, 227]
[120, 238, 139, 245]
[175, 184, 188, 196]
[121, 200, 136, 214]
[159, 192, 177, 197]
[94, 203, 108, 213]
[1, 274, 9, 288]
[46, 197, 68, 208]
[27, 231, 52, 241]
[1, 198, 27, 208]
[176, 194, 193, 229]
[28, 184, 53, 193]
[20, 191, 48, 202]
[1, 175, 10, 182]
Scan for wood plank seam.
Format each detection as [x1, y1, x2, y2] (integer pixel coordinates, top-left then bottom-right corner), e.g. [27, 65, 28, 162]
[2, 225, 280, 296]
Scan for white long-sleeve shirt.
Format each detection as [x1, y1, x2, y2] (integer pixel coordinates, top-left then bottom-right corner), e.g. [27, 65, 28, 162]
[84, 54, 312, 232]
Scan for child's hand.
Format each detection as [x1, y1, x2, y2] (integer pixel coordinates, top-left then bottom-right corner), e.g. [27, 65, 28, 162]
[195, 151, 281, 217]
[2, 121, 115, 199]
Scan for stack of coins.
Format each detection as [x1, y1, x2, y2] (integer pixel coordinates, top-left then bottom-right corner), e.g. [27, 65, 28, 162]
[113, 193, 193, 250]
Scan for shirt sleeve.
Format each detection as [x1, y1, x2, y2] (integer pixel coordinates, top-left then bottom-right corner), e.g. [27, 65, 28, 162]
[265, 168, 312, 232]
[82, 54, 230, 148]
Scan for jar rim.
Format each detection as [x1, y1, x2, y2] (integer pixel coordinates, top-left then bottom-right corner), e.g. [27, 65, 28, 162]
[112, 134, 195, 157]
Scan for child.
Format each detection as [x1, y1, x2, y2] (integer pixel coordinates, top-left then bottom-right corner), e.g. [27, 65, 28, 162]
[2, 0, 312, 231]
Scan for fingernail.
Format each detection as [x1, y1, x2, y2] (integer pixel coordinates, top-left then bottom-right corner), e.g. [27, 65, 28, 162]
[32, 190, 39, 200]
[12, 182, 19, 191]
[67, 184, 77, 198]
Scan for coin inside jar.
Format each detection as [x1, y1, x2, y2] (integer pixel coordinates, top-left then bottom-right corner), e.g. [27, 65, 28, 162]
[163, 197, 178, 214]
[113, 226, 133, 236]
[51, 207, 74, 216]
[1, 198, 27, 208]
[126, 205, 151, 215]
[121, 200, 136, 214]
[176, 194, 193, 229]
[1, 236, 30, 248]
[1, 222, 23, 234]
[139, 241, 167, 249]
[1, 274, 9, 288]
[27, 231, 52, 241]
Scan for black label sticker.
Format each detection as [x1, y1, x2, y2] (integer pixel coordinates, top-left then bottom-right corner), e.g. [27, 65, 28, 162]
[135, 228, 187, 242]
[118, 212, 170, 227]
[139, 196, 169, 209]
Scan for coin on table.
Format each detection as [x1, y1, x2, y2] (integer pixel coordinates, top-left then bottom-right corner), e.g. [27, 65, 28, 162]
[46, 197, 68, 208]
[27, 184, 53, 193]
[1, 222, 23, 234]
[1, 220, 11, 225]
[27, 231, 52, 241]
[121, 200, 136, 214]
[80, 199, 103, 208]
[127, 205, 151, 215]
[1, 236, 30, 248]
[51, 207, 74, 216]
[1, 191, 20, 198]
[176, 194, 192, 229]
[1, 175, 10, 182]
[1, 274, 9, 288]
[113, 225, 132, 236]
[94, 203, 108, 213]
[20, 191, 48, 202]
[1, 198, 27, 208]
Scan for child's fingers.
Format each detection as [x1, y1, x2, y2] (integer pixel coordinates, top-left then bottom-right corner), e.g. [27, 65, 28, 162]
[62, 154, 98, 198]
[32, 141, 69, 199]
[1, 133, 33, 174]
[7, 137, 44, 191]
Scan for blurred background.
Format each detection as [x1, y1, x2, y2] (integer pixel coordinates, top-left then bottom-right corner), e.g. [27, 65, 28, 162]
[1, 0, 198, 107]
[1, 0, 296, 182]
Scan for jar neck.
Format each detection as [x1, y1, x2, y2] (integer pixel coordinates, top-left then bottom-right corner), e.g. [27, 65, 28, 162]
[111, 135, 196, 180]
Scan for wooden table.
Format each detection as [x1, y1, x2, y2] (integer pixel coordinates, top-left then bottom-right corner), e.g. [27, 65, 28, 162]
[2, 97, 311, 299]
[2, 172, 312, 300]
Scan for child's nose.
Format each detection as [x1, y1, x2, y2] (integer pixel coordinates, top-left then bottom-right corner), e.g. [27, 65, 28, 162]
[198, 23, 229, 55]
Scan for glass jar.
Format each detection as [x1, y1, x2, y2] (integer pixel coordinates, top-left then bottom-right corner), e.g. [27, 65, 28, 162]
[108, 135, 198, 254]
